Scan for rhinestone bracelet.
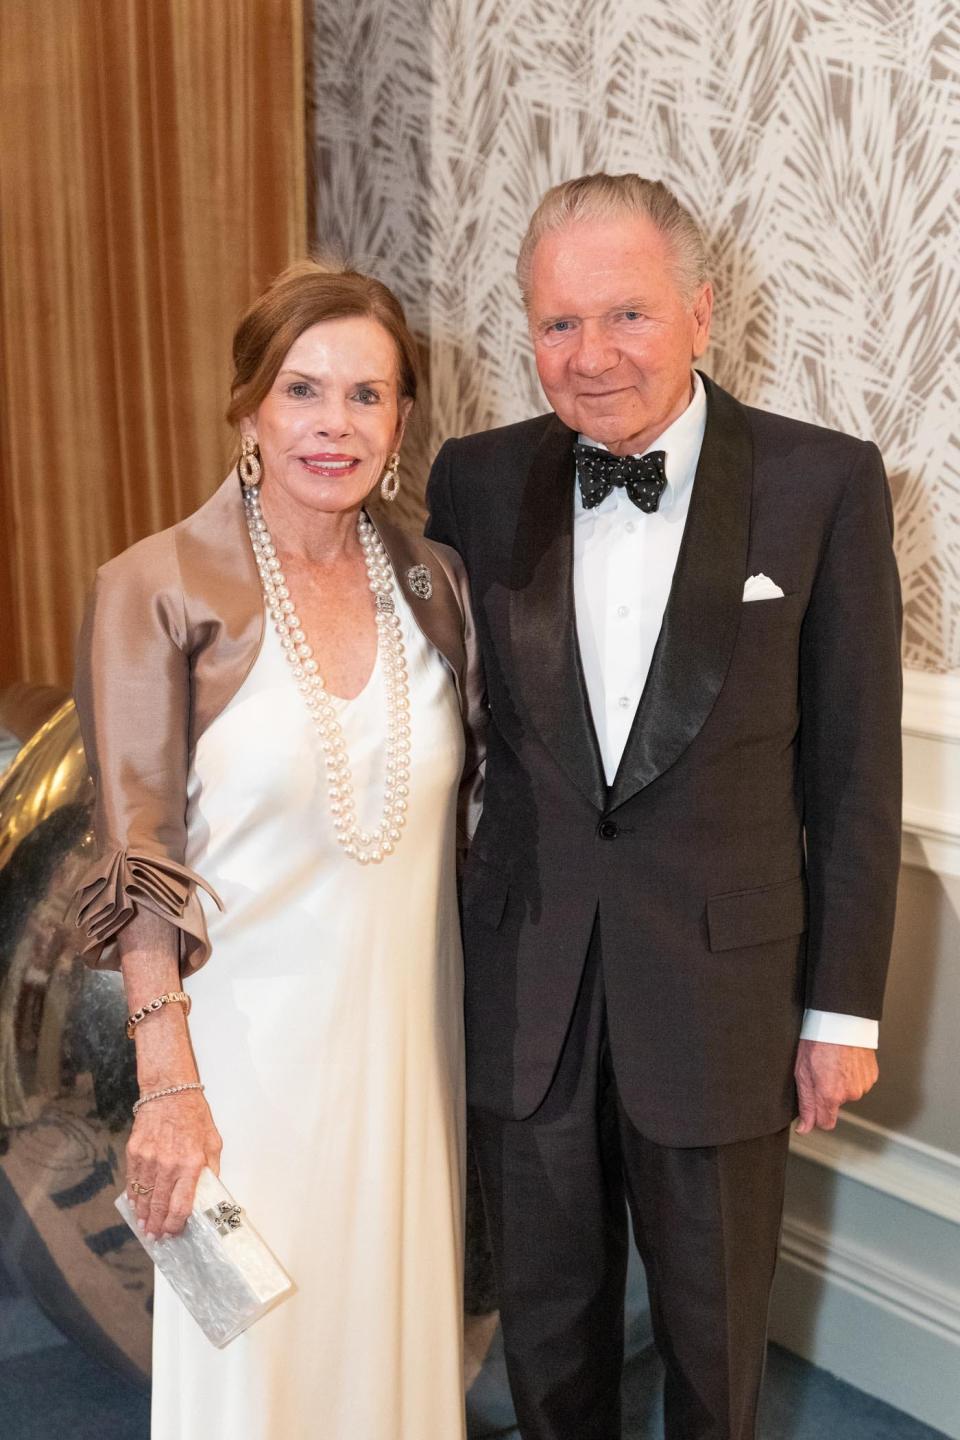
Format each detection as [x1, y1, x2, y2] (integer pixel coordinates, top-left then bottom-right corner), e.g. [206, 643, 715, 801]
[126, 991, 192, 1040]
[132, 1082, 205, 1117]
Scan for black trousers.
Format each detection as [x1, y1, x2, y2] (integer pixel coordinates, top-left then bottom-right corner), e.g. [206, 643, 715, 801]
[470, 919, 790, 1440]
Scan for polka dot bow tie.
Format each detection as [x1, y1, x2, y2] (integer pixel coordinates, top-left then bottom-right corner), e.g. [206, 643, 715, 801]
[574, 443, 668, 514]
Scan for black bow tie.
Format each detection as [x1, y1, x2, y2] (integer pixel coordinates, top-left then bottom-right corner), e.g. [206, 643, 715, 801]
[574, 443, 668, 513]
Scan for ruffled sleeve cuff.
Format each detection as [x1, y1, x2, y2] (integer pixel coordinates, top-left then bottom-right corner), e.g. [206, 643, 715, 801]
[70, 848, 224, 973]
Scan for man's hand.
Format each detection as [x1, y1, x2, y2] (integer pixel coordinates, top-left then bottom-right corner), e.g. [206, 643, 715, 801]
[794, 1041, 879, 1135]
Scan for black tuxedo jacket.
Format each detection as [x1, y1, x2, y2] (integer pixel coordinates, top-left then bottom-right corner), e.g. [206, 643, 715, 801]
[426, 373, 902, 1146]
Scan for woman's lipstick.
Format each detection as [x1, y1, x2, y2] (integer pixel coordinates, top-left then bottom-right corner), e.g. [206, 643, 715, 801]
[300, 453, 361, 477]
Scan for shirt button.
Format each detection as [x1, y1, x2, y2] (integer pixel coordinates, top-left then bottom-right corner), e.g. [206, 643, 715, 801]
[617, 605, 629, 618]
[625, 521, 636, 534]
[598, 820, 619, 840]
[618, 695, 631, 709]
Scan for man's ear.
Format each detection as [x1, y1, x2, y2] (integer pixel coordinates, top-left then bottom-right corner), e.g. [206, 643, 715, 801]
[692, 283, 714, 359]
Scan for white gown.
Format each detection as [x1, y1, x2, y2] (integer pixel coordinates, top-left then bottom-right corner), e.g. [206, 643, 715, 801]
[151, 582, 467, 1440]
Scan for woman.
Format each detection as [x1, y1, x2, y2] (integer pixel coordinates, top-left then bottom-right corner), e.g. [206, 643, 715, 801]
[70, 260, 483, 1439]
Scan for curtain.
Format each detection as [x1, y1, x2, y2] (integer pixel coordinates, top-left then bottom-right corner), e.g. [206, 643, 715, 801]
[0, 0, 306, 688]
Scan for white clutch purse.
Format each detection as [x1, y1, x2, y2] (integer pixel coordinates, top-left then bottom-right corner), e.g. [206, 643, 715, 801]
[115, 1167, 294, 1348]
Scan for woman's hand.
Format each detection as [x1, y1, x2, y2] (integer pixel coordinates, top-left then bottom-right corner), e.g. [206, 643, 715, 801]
[127, 1088, 223, 1238]
[116, 910, 220, 1237]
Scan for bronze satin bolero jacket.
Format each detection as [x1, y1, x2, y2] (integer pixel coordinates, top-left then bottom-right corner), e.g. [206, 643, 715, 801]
[71, 472, 485, 973]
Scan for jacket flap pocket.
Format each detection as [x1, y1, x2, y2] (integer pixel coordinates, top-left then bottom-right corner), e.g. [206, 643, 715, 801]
[461, 856, 509, 930]
[707, 876, 807, 953]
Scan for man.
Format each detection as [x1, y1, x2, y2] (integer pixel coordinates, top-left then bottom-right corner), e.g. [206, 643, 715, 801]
[426, 174, 902, 1439]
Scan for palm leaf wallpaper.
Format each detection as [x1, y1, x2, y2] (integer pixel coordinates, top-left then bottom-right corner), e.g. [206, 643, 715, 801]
[309, 0, 960, 671]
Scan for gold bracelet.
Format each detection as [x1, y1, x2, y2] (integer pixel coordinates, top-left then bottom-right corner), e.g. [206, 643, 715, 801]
[126, 991, 192, 1040]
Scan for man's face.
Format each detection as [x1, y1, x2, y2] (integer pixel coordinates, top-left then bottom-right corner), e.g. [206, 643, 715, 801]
[528, 213, 713, 456]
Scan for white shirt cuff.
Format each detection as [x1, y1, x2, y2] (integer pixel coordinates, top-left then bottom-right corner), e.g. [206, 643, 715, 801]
[800, 1009, 879, 1048]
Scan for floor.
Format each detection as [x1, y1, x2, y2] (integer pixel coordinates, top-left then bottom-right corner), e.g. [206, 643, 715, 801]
[466, 1320, 951, 1440]
[0, 1247, 949, 1440]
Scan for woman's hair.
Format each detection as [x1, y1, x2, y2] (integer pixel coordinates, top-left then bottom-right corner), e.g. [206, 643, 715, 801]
[226, 258, 419, 426]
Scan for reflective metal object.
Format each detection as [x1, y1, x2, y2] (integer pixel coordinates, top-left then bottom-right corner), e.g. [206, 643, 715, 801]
[206, 1200, 244, 1235]
[0, 729, 20, 777]
[0, 696, 151, 1383]
[0, 682, 68, 781]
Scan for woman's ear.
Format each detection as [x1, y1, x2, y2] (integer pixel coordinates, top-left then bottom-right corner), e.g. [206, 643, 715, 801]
[393, 397, 414, 451]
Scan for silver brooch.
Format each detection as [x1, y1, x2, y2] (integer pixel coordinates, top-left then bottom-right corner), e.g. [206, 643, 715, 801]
[406, 564, 433, 600]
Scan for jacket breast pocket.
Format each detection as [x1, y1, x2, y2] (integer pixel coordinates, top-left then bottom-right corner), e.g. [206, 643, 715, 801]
[737, 592, 804, 623]
[461, 854, 510, 931]
[706, 875, 807, 953]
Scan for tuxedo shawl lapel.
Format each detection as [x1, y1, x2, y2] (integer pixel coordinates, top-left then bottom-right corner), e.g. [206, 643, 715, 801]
[508, 415, 607, 812]
[608, 375, 754, 811]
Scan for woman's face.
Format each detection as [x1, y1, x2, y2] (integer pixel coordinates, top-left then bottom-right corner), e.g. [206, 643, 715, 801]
[243, 317, 411, 516]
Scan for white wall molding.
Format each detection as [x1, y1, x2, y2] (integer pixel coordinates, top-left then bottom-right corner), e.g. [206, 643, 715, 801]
[772, 1211, 960, 1437]
[901, 667, 960, 879]
[780, 1214, 960, 1346]
[902, 668, 960, 743]
[773, 1111, 960, 1435]
[790, 1111, 960, 1226]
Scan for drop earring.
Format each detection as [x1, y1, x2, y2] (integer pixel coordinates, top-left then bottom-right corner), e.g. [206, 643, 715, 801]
[380, 452, 401, 503]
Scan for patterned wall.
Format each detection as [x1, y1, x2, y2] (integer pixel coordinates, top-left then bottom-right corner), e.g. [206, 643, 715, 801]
[309, 0, 960, 672]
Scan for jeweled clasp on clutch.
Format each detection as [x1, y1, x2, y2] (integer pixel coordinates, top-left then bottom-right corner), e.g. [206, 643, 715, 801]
[206, 1200, 243, 1235]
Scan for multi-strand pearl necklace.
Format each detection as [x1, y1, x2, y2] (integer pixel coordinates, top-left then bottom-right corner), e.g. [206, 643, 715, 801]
[243, 484, 411, 865]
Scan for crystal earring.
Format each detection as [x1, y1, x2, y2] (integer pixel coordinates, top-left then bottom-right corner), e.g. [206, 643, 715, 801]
[380, 452, 401, 503]
[238, 435, 262, 488]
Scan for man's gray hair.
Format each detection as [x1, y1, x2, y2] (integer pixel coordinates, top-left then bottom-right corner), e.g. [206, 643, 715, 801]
[516, 173, 709, 308]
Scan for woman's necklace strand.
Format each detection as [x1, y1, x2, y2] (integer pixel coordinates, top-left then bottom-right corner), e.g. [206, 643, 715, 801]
[243, 485, 411, 866]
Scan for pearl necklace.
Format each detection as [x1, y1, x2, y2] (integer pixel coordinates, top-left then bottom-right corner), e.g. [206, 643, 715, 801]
[242, 485, 411, 865]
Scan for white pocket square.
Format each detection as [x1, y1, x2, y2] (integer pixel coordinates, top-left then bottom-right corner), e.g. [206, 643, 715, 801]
[742, 573, 785, 602]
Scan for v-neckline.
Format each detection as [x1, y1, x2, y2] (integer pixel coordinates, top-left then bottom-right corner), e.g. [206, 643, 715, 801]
[326, 637, 381, 708]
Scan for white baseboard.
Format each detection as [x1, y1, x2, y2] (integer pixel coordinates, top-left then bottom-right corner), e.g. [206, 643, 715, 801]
[770, 1112, 960, 1436]
[772, 1221, 960, 1437]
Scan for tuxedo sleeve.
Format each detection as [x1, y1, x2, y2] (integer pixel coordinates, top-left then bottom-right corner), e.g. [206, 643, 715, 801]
[425, 440, 486, 853]
[799, 441, 902, 1018]
[425, 440, 465, 553]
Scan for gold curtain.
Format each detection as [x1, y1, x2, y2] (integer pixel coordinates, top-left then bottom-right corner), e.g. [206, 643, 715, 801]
[0, 0, 306, 688]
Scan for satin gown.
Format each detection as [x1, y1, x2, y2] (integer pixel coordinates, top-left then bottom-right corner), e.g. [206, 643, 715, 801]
[151, 587, 467, 1440]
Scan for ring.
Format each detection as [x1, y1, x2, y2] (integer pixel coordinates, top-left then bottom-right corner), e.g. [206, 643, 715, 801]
[130, 1181, 155, 1196]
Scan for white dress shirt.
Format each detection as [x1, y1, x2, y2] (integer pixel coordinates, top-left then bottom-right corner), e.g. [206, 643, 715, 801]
[573, 373, 877, 1049]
